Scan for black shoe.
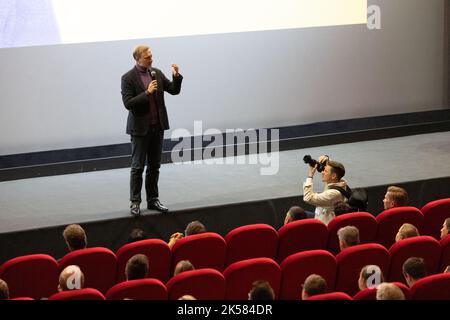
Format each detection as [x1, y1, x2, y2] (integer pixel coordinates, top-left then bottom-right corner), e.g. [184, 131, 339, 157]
[130, 202, 141, 217]
[147, 199, 169, 213]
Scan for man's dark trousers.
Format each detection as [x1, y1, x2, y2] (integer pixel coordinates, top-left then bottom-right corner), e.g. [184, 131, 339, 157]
[130, 125, 164, 203]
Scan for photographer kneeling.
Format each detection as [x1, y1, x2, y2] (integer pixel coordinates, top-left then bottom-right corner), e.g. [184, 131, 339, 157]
[303, 155, 348, 225]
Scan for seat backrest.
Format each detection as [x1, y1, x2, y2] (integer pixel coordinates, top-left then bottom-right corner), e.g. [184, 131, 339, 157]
[225, 224, 278, 267]
[335, 243, 390, 296]
[410, 273, 450, 300]
[166, 269, 225, 300]
[306, 292, 352, 300]
[58, 247, 117, 294]
[375, 206, 424, 249]
[223, 258, 281, 300]
[439, 236, 450, 272]
[327, 212, 377, 255]
[279, 250, 336, 300]
[421, 198, 450, 240]
[48, 288, 105, 300]
[388, 236, 441, 283]
[352, 288, 377, 300]
[391, 282, 411, 300]
[106, 278, 167, 300]
[0, 254, 59, 299]
[277, 219, 328, 263]
[171, 232, 226, 273]
[116, 239, 171, 283]
[353, 282, 410, 300]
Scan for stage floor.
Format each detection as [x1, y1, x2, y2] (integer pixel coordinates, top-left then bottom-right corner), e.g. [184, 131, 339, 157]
[1, 131, 450, 234]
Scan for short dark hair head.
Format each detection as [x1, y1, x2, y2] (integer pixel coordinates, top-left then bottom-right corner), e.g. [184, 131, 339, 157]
[386, 186, 409, 206]
[288, 206, 306, 222]
[127, 228, 147, 244]
[125, 254, 149, 280]
[174, 260, 195, 276]
[334, 201, 353, 216]
[403, 257, 427, 280]
[249, 280, 275, 300]
[327, 161, 345, 180]
[185, 221, 207, 236]
[63, 224, 87, 251]
[303, 274, 327, 297]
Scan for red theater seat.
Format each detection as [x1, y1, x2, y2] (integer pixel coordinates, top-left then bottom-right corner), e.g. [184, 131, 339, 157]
[280, 250, 336, 300]
[376, 206, 424, 249]
[327, 212, 377, 255]
[335, 243, 390, 296]
[223, 258, 281, 300]
[225, 224, 278, 266]
[166, 269, 225, 300]
[277, 219, 328, 263]
[306, 292, 352, 300]
[171, 232, 226, 273]
[48, 288, 105, 300]
[106, 278, 167, 300]
[410, 273, 450, 300]
[116, 239, 171, 283]
[388, 236, 441, 283]
[421, 198, 450, 240]
[0, 254, 58, 299]
[58, 247, 117, 294]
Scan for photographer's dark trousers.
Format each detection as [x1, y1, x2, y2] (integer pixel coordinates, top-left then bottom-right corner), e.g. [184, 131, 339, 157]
[130, 126, 164, 203]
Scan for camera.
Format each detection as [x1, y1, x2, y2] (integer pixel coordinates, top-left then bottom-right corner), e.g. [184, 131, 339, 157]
[303, 155, 327, 172]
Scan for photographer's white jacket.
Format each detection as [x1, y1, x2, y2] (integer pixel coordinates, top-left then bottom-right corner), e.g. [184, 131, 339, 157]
[303, 178, 348, 225]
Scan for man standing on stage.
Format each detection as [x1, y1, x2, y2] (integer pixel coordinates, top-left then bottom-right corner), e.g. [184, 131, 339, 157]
[121, 45, 183, 216]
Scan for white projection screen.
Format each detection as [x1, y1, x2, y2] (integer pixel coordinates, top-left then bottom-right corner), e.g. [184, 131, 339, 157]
[0, 0, 445, 156]
[1, 0, 367, 48]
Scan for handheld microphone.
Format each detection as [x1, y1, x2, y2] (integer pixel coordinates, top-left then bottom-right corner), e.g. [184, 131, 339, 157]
[150, 71, 157, 94]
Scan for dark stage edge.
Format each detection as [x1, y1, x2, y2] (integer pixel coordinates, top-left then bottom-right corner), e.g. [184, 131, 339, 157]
[1, 176, 449, 264]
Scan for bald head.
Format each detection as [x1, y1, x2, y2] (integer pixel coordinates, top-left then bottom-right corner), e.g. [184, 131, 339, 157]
[58, 265, 85, 292]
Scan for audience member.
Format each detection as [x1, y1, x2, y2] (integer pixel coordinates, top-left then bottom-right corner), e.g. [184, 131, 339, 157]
[127, 228, 147, 244]
[58, 265, 85, 292]
[403, 257, 427, 287]
[178, 295, 197, 300]
[334, 201, 354, 216]
[62, 224, 87, 252]
[168, 220, 207, 248]
[283, 206, 307, 225]
[174, 260, 195, 276]
[376, 283, 405, 300]
[395, 223, 420, 242]
[302, 274, 327, 299]
[303, 155, 348, 225]
[337, 225, 360, 251]
[0, 279, 9, 300]
[440, 218, 450, 240]
[382, 186, 408, 210]
[125, 254, 149, 280]
[248, 280, 275, 300]
[358, 265, 384, 290]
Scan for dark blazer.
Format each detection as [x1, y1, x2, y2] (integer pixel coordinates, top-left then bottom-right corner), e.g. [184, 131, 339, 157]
[121, 66, 183, 135]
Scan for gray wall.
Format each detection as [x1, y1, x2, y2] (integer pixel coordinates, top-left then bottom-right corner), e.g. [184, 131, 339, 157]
[0, 0, 446, 156]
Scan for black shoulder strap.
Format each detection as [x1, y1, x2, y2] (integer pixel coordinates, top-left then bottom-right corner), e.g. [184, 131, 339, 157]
[328, 185, 352, 199]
